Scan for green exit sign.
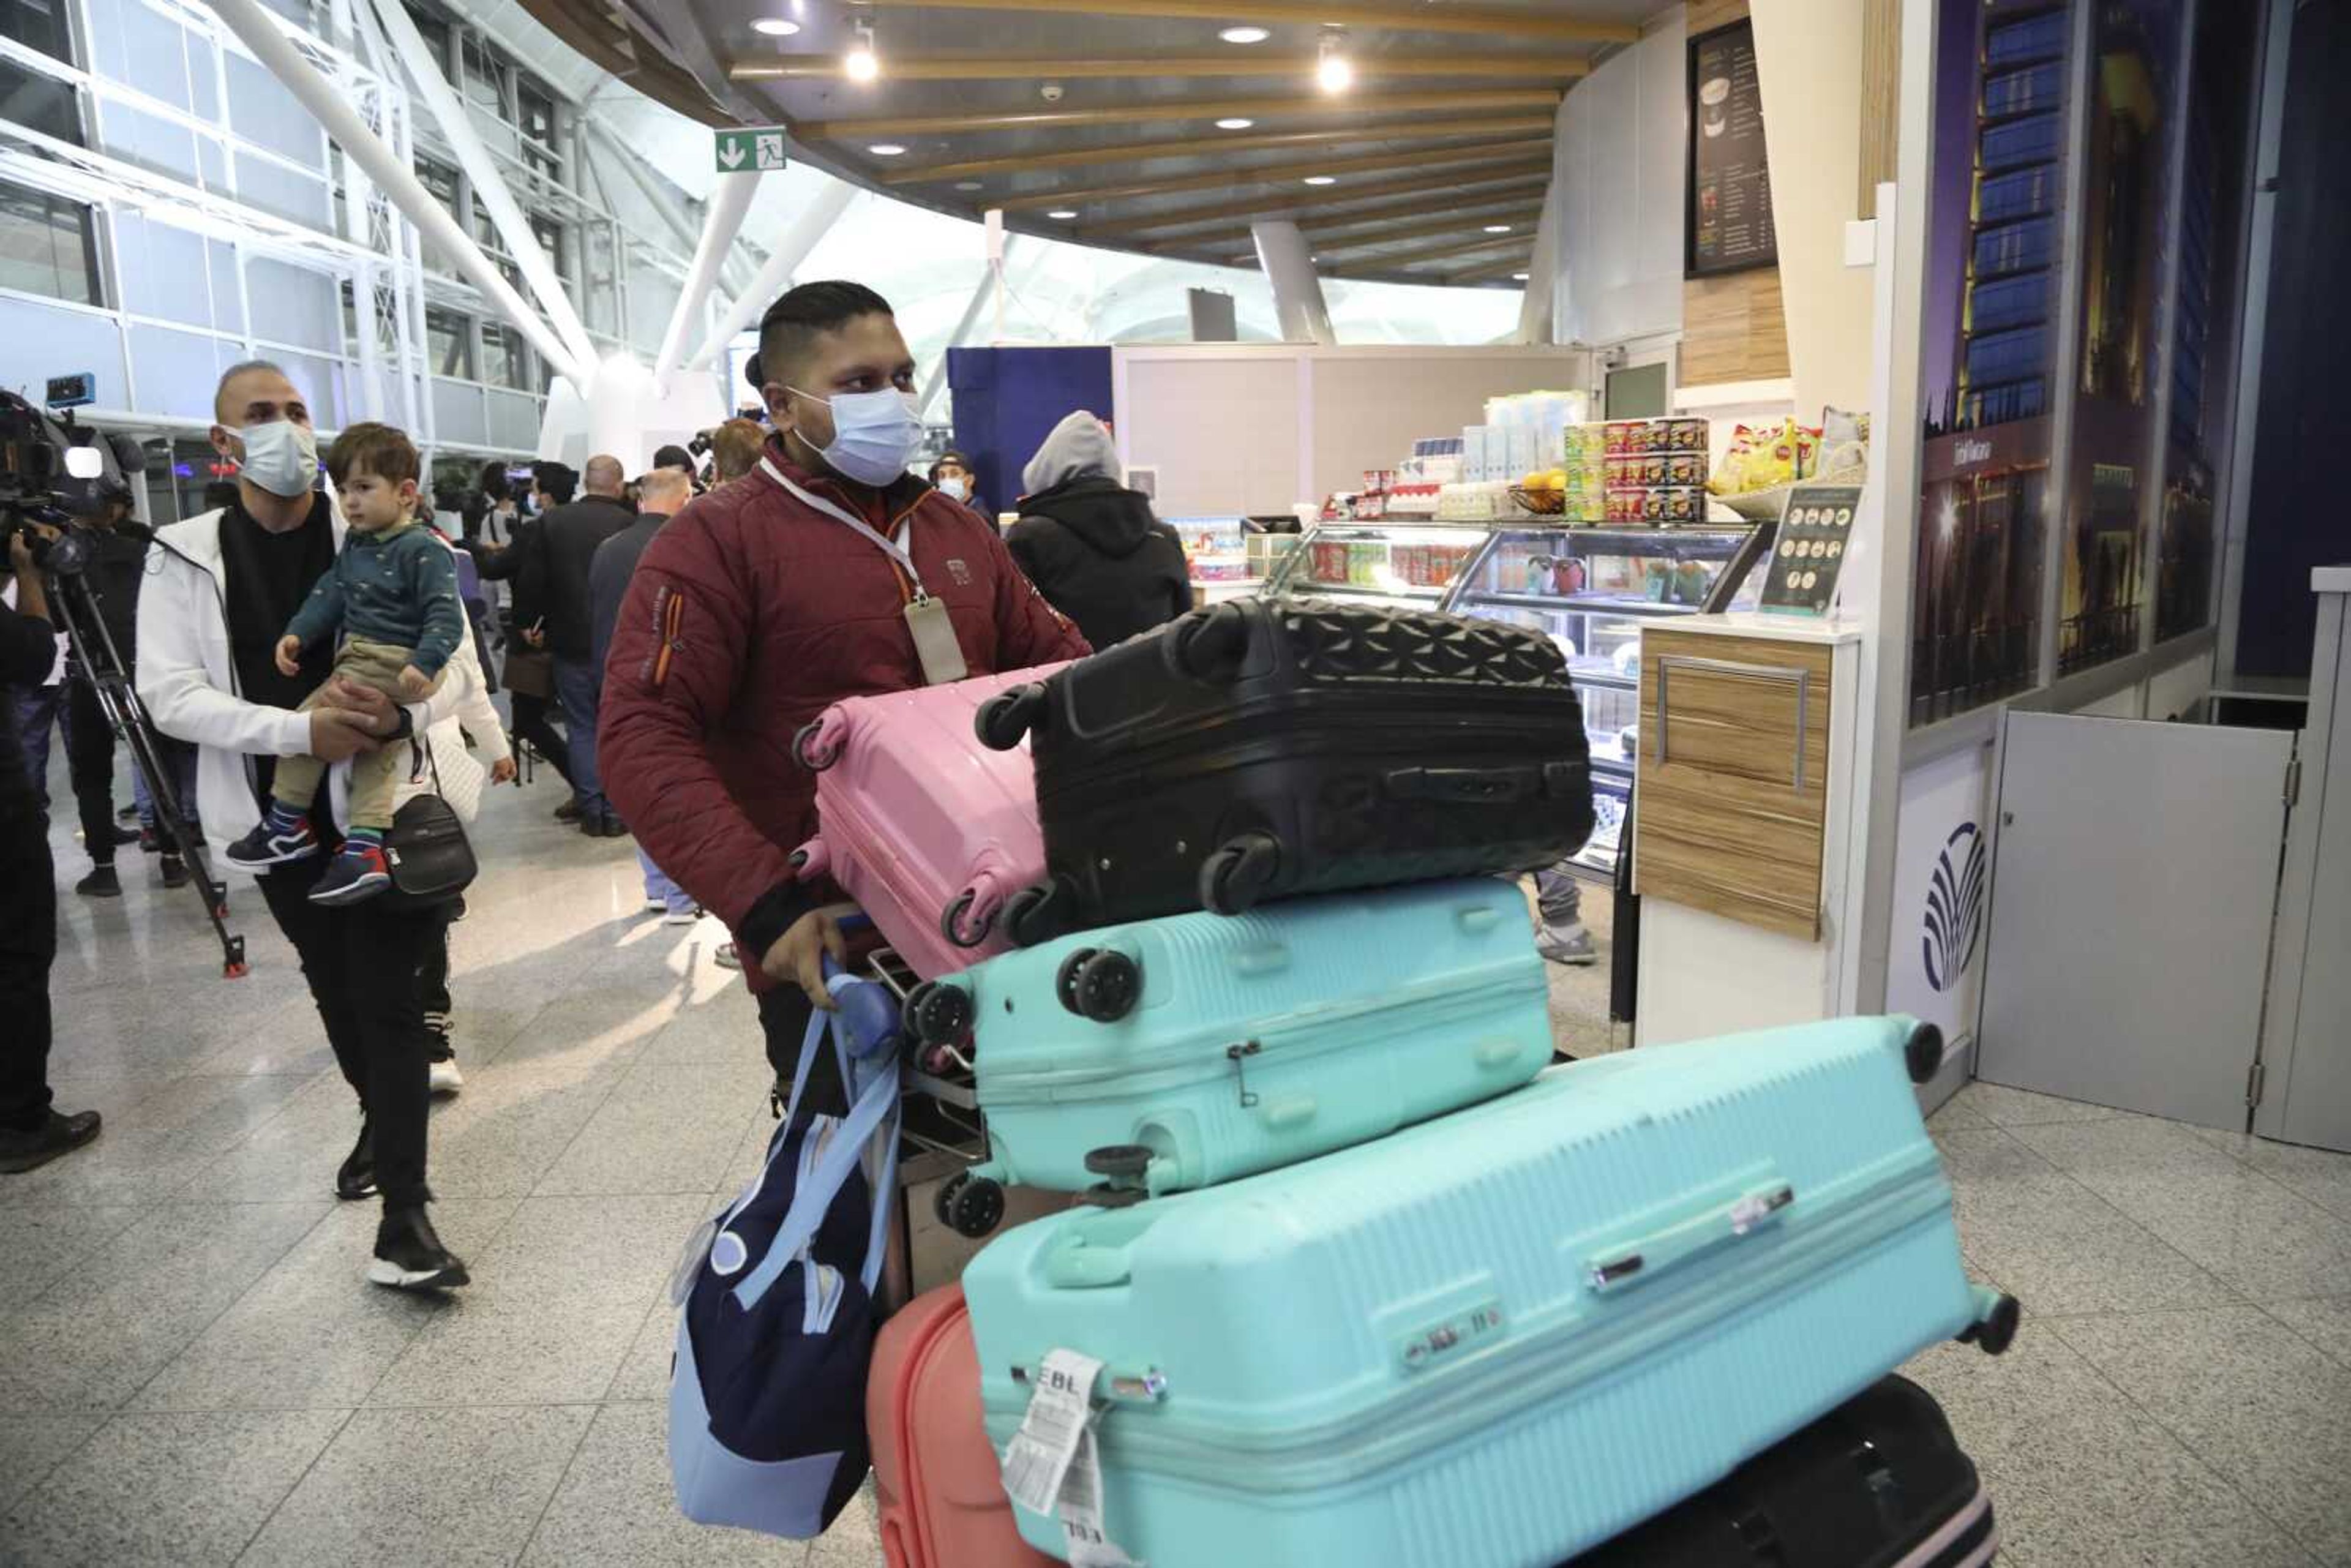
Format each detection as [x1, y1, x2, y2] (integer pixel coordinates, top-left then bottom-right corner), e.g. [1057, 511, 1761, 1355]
[715, 127, 790, 173]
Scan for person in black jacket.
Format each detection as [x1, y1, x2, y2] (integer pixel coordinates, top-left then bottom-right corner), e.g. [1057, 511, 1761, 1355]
[467, 463, 572, 808]
[1005, 411, 1190, 651]
[0, 525, 103, 1172]
[539, 454, 633, 836]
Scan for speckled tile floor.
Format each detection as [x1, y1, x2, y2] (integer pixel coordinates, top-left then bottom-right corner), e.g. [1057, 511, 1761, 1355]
[3, 753, 2347, 1566]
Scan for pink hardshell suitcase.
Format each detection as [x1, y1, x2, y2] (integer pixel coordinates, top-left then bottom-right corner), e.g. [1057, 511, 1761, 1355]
[790, 665, 1070, 981]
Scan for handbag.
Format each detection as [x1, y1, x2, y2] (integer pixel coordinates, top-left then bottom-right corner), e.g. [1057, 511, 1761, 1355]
[502, 645, 553, 699]
[383, 737, 478, 909]
[669, 975, 903, 1539]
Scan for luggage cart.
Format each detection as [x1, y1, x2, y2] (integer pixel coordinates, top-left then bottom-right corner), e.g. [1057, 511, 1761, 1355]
[861, 947, 994, 1305]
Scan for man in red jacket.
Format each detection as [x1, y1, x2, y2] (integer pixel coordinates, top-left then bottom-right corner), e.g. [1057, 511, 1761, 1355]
[601, 280, 1089, 1109]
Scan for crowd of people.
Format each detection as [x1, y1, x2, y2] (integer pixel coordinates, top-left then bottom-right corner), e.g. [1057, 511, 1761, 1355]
[0, 277, 1212, 1289]
[3, 275, 1603, 1294]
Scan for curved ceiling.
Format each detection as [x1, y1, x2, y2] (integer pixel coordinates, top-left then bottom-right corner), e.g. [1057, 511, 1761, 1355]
[516, 0, 1660, 288]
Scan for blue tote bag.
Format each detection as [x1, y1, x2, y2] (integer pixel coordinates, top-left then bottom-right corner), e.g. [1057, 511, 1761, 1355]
[668, 974, 902, 1537]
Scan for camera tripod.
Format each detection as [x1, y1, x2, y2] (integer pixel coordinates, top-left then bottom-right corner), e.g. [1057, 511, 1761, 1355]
[36, 542, 247, 979]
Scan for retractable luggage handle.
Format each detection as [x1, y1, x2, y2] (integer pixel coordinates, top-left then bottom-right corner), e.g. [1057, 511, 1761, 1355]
[1584, 1178, 1796, 1294]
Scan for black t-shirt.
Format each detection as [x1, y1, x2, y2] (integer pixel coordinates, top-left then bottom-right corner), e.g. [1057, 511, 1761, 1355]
[215, 493, 336, 806]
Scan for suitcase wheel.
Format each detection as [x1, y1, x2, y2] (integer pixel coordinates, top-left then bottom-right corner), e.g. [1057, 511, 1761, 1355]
[1959, 1292, 2022, 1356]
[1080, 1182, 1148, 1210]
[940, 890, 996, 948]
[791, 719, 841, 772]
[1058, 950, 1142, 1022]
[905, 979, 975, 1047]
[973, 682, 1048, 751]
[1007, 880, 1073, 947]
[1197, 832, 1283, 916]
[1084, 1144, 1153, 1181]
[934, 1171, 1005, 1239]
[1169, 602, 1251, 682]
[1904, 1021, 1946, 1084]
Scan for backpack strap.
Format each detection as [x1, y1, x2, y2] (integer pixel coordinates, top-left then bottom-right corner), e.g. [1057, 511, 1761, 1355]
[729, 980, 901, 1313]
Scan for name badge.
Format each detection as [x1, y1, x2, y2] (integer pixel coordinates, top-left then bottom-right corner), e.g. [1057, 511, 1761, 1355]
[904, 595, 968, 686]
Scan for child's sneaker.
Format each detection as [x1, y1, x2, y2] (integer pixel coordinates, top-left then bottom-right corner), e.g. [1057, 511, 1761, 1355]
[309, 841, 392, 906]
[225, 815, 320, 868]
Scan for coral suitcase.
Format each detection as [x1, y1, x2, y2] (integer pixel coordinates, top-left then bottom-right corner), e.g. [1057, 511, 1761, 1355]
[904, 878, 1553, 1234]
[792, 664, 1070, 980]
[868, 1285, 1057, 1568]
[973, 599, 1594, 945]
[1573, 1375, 1997, 1567]
[962, 1016, 2019, 1568]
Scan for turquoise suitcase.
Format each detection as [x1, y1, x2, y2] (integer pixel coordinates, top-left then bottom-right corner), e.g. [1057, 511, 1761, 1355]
[961, 1016, 2019, 1568]
[904, 878, 1553, 1236]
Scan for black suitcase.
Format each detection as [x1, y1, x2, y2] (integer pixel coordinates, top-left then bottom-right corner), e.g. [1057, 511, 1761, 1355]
[974, 596, 1595, 944]
[1571, 1375, 1997, 1567]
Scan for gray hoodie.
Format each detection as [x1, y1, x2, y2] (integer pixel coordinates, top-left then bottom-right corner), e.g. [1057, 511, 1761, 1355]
[1022, 411, 1122, 495]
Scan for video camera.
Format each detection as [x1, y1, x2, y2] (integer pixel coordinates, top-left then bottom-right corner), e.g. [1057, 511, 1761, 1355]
[1, 380, 147, 574]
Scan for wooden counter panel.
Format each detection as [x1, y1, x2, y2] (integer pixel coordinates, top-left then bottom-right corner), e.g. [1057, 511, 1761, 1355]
[1635, 629, 1834, 939]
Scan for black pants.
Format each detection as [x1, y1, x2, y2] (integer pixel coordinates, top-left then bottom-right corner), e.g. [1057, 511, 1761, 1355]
[509, 693, 572, 786]
[62, 678, 116, 865]
[18, 678, 116, 866]
[759, 985, 847, 1120]
[416, 906, 455, 1063]
[257, 857, 440, 1210]
[0, 807, 56, 1129]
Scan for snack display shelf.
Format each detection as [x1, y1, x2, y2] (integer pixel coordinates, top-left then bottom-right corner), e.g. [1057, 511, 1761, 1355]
[1263, 520, 1497, 609]
[1458, 590, 1720, 620]
[1440, 523, 1769, 882]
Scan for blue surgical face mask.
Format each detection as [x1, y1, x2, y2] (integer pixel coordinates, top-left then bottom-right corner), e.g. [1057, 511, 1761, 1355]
[786, 385, 923, 488]
[938, 475, 972, 502]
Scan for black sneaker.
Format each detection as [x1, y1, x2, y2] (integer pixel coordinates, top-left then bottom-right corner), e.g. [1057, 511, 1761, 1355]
[307, 843, 392, 906]
[109, 823, 139, 847]
[0, 1109, 102, 1174]
[116, 802, 138, 822]
[336, 1120, 377, 1201]
[554, 799, 582, 823]
[160, 854, 189, 890]
[369, 1207, 469, 1290]
[74, 865, 121, 899]
[225, 816, 320, 869]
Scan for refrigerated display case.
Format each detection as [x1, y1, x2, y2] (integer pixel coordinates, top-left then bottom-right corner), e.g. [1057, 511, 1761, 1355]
[1262, 519, 1498, 610]
[1441, 524, 1772, 877]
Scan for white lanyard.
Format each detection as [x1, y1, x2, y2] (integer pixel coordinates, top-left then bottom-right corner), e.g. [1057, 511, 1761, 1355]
[761, 457, 928, 600]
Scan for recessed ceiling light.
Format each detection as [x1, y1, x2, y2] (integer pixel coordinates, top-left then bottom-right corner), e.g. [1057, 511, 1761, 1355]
[1046, 209, 1079, 220]
[751, 17, 800, 36]
[1512, 272, 1529, 281]
[1218, 25, 1271, 44]
[1215, 118, 1255, 130]
[845, 18, 880, 81]
[1483, 223, 1513, 233]
[1302, 175, 1336, 186]
[869, 143, 907, 156]
[954, 179, 984, 192]
[1316, 29, 1353, 93]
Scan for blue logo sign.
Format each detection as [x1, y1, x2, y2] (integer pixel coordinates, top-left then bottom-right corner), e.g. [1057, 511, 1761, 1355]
[1922, 822, 1986, 994]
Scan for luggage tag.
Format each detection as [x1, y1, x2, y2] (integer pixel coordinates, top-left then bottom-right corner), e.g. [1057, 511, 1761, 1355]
[1059, 1427, 1144, 1568]
[1000, 1348, 1100, 1517]
[904, 593, 968, 686]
